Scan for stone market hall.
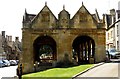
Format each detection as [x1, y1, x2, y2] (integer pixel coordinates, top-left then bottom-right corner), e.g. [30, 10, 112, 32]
[21, 2, 106, 74]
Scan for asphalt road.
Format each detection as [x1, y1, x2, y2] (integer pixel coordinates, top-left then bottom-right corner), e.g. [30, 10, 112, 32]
[79, 63, 118, 77]
[74, 59, 120, 79]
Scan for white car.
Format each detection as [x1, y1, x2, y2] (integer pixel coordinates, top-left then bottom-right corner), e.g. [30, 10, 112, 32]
[9, 60, 17, 66]
[108, 48, 120, 59]
[2, 60, 10, 67]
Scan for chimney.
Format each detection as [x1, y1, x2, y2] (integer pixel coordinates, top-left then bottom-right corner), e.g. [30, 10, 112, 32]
[110, 9, 115, 16]
[2, 31, 5, 37]
[6, 35, 8, 41]
[15, 37, 19, 41]
[118, 1, 120, 10]
[9, 36, 12, 42]
[110, 9, 116, 24]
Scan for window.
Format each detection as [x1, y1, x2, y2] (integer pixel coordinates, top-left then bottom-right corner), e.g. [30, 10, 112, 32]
[108, 33, 109, 40]
[118, 14, 120, 19]
[117, 41, 119, 50]
[111, 30, 113, 38]
[117, 25, 119, 37]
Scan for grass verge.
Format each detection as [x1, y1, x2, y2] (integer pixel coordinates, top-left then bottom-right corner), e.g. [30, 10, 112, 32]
[22, 64, 93, 79]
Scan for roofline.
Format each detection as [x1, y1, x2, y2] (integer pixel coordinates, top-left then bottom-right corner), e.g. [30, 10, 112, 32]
[30, 4, 58, 25]
[107, 19, 120, 31]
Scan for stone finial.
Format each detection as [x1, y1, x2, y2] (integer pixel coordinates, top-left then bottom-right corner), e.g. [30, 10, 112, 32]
[23, 8, 27, 21]
[25, 8, 27, 14]
[82, 1, 84, 5]
[45, 1, 47, 6]
[63, 5, 65, 10]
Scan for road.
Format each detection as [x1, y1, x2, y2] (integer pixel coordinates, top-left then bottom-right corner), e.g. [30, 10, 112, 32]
[0, 66, 17, 79]
[0, 59, 120, 79]
[79, 63, 118, 77]
[74, 59, 120, 79]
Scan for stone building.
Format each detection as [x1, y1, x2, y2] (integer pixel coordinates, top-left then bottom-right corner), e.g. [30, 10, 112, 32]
[0, 31, 5, 59]
[8, 37, 22, 60]
[21, 3, 106, 74]
[0, 31, 22, 60]
[104, 9, 117, 50]
[105, 1, 120, 51]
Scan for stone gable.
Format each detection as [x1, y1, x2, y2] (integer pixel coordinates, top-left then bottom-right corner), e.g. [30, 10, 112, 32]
[71, 4, 97, 28]
[31, 5, 57, 29]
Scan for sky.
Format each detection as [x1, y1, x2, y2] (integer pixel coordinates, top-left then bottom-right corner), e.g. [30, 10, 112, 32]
[0, 0, 120, 41]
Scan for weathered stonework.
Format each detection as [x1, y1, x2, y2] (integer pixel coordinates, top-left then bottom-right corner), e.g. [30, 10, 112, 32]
[21, 3, 106, 74]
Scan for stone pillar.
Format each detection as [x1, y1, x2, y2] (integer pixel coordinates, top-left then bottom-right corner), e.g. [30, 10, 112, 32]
[85, 42, 87, 61]
[57, 31, 72, 63]
[21, 30, 34, 74]
[95, 33, 106, 63]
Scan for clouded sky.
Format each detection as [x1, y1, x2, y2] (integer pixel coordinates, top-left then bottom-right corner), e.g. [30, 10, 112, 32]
[0, 0, 119, 41]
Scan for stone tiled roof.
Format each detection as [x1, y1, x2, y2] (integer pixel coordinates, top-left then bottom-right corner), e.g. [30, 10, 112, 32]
[59, 5, 70, 15]
[106, 15, 112, 28]
[23, 3, 105, 29]
[23, 13, 36, 22]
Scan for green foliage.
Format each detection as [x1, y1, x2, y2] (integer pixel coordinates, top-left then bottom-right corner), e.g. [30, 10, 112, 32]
[39, 45, 53, 56]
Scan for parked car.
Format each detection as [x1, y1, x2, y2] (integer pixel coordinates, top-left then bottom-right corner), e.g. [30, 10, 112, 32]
[16, 60, 19, 65]
[105, 50, 111, 62]
[0, 60, 5, 68]
[115, 52, 120, 58]
[106, 50, 110, 59]
[2, 60, 10, 67]
[107, 48, 120, 59]
[9, 60, 17, 66]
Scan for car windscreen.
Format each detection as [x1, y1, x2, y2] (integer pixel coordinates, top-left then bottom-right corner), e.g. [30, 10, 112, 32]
[3, 60, 9, 63]
[0, 60, 3, 63]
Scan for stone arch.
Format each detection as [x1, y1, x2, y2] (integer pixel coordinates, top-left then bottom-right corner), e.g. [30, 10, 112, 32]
[33, 35, 57, 63]
[72, 35, 95, 64]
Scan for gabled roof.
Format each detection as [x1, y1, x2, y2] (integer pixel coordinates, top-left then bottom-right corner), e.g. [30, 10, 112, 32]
[23, 9, 36, 23]
[30, 2, 57, 25]
[59, 5, 70, 15]
[107, 18, 120, 31]
[71, 2, 97, 23]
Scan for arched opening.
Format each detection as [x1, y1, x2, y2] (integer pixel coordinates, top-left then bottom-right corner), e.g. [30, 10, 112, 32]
[33, 36, 57, 64]
[72, 36, 95, 64]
